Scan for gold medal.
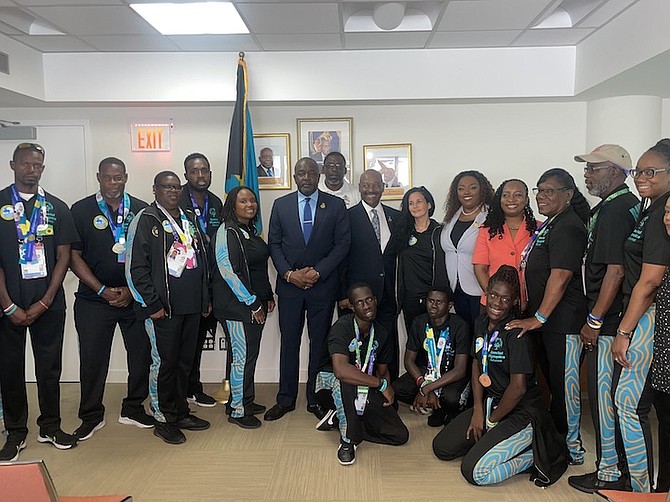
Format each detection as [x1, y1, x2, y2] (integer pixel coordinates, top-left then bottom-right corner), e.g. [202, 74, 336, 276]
[112, 242, 125, 254]
[479, 374, 491, 387]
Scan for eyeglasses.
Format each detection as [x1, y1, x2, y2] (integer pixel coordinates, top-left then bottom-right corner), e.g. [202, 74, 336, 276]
[583, 164, 613, 174]
[629, 168, 669, 179]
[156, 184, 182, 192]
[532, 187, 570, 197]
[487, 290, 512, 305]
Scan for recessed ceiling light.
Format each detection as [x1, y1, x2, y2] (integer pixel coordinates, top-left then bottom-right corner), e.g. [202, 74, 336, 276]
[130, 2, 249, 35]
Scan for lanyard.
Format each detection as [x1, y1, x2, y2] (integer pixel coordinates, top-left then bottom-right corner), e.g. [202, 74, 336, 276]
[96, 192, 130, 259]
[424, 324, 451, 379]
[188, 191, 209, 234]
[519, 215, 556, 270]
[587, 187, 630, 249]
[156, 203, 193, 246]
[11, 184, 45, 264]
[354, 319, 376, 375]
[480, 330, 500, 380]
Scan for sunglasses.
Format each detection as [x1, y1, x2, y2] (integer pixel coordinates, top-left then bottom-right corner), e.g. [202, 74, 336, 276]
[15, 143, 45, 155]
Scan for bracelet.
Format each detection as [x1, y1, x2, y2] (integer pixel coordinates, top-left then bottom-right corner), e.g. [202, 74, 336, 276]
[587, 312, 604, 330]
[616, 328, 633, 339]
[3, 303, 16, 314]
[534, 310, 548, 324]
[486, 417, 498, 429]
[251, 305, 263, 314]
[285, 270, 293, 283]
[97, 285, 106, 296]
[415, 375, 425, 387]
[378, 378, 388, 393]
[38, 300, 49, 310]
[5, 304, 17, 316]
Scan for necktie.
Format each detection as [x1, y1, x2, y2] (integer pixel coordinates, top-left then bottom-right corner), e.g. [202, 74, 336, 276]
[303, 197, 313, 244]
[267, 167, 273, 177]
[371, 208, 381, 245]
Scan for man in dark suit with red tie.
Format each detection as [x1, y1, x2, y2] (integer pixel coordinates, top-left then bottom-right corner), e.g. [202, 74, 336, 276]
[339, 170, 401, 379]
[265, 157, 351, 421]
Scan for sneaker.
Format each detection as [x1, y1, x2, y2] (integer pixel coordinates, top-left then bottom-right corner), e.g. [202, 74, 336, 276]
[37, 430, 78, 450]
[307, 404, 328, 420]
[118, 412, 155, 429]
[0, 433, 27, 461]
[568, 471, 631, 494]
[187, 392, 217, 408]
[225, 402, 267, 416]
[316, 409, 339, 431]
[175, 414, 210, 431]
[73, 420, 106, 441]
[228, 415, 262, 429]
[337, 441, 356, 466]
[153, 423, 186, 445]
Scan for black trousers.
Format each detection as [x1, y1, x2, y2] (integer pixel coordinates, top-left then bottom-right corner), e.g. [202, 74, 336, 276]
[0, 309, 66, 436]
[224, 320, 263, 418]
[145, 313, 200, 423]
[187, 314, 217, 396]
[393, 371, 468, 413]
[401, 294, 425, 336]
[376, 293, 399, 381]
[75, 298, 151, 423]
[453, 285, 481, 336]
[655, 390, 670, 491]
[277, 293, 334, 408]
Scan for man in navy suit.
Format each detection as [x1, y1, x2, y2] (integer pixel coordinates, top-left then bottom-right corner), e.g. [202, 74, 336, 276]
[265, 157, 351, 421]
[339, 170, 401, 379]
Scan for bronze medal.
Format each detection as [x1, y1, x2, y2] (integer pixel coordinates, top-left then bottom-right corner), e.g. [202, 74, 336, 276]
[112, 242, 125, 254]
[479, 374, 491, 387]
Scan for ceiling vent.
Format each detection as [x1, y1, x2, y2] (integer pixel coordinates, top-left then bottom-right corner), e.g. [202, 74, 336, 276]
[0, 52, 8, 75]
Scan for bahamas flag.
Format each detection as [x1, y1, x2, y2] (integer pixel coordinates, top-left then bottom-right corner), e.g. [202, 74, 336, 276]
[225, 54, 261, 232]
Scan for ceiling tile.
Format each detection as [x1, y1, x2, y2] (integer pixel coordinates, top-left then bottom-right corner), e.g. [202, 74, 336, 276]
[513, 27, 595, 46]
[256, 33, 341, 51]
[437, 0, 554, 31]
[429, 30, 520, 48]
[168, 34, 259, 52]
[9, 34, 95, 51]
[579, 0, 637, 28]
[28, 5, 157, 35]
[344, 32, 429, 50]
[80, 34, 180, 52]
[236, 3, 340, 34]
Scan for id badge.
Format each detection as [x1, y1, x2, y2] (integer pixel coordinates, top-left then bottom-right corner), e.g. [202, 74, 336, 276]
[167, 242, 187, 278]
[20, 242, 47, 280]
[355, 385, 369, 416]
[184, 243, 197, 270]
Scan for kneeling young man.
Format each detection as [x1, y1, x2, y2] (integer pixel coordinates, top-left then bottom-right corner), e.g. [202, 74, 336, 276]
[393, 287, 471, 427]
[432, 266, 568, 487]
[315, 283, 408, 466]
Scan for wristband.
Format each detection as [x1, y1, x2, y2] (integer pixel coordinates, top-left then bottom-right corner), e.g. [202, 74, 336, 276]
[415, 375, 425, 387]
[97, 285, 106, 296]
[616, 328, 633, 339]
[486, 417, 498, 429]
[378, 378, 388, 393]
[587, 312, 604, 330]
[3, 303, 16, 314]
[534, 310, 547, 324]
[38, 300, 49, 310]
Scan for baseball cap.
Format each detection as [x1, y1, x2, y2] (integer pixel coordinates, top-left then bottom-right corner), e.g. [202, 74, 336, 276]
[574, 144, 632, 171]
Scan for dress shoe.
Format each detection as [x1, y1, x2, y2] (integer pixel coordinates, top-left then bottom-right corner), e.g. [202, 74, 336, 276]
[264, 403, 295, 421]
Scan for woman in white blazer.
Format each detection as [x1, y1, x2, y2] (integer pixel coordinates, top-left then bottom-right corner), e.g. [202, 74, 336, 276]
[440, 171, 494, 332]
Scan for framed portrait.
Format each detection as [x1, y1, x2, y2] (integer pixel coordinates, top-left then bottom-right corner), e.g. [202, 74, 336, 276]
[252, 133, 291, 190]
[363, 143, 412, 201]
[297, 117, 353, 182]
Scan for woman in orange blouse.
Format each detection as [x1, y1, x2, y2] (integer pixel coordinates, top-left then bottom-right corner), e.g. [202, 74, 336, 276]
[472, 179, 537, 308]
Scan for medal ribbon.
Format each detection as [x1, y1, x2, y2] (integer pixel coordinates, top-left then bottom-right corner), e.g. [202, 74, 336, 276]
[424, 324, 451, 381]
[587, 186, 629, 250]
[96, 191, 130, 262]
[188, 191, 209, 234]
[480, 330, 500, 380]
[156, 203, 193, 246]
[353, 319, 376, 375]
[11, 184, 45, 264]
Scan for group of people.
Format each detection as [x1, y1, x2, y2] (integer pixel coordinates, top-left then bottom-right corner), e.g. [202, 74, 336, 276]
[0, 140, 669, 494]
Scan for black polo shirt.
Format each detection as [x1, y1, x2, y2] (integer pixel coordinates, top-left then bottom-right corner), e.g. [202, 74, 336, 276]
[320, 313, 390, 374]
[585, 186, 639, 334]
[526, 206, 588, 333]
[622, 191, 670, 305]
[0, 185, 78, 310]
[406, 312, 470, 373]
[472, 314, 535, 405]
[71, 193, 148, 303]
[179, 187, 223, 241]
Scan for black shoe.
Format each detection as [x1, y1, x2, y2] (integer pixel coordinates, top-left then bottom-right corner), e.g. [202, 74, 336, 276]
[228, 415, 262, 429]
[568, 471, 631, 494]
[37, 430, 78, 450]
[175, 414, 210, 431]
[337, 441, 356, 466]
[73, 420, 106, 441]
[316, 409, 339, 431]
[154, 423, 186, 444]
[187, 392, 217, 408]
[118, 412, 155, 429]
[427, 408, 449, 428]
[250, 403, 266, 415]
[307, 404, 327, 420]
[0, 433, 27, 461]
[264, 403, 295, 421]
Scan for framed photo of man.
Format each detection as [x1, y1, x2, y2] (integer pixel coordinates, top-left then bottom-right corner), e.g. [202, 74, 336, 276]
[297, 117, 353, 182]
[363, 143, 412, 201]
[253, 133, 291, 190]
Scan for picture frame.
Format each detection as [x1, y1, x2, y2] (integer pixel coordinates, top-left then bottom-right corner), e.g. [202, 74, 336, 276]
[297, 117, 353, 183]
[252, 133, 291, 190]
[363, 143, 412, 201]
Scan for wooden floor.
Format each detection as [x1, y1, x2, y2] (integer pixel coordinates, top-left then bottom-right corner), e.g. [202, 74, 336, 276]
[7, 383, 633, 501]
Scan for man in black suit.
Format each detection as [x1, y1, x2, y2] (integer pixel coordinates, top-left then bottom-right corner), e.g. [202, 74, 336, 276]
[257, 147, 275, 177]
[339, 169, 401, 379]
[265, 157, 351, 421]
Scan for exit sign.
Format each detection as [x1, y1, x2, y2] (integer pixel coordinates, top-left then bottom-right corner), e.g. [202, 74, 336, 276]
[130, 122, 172, 152]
